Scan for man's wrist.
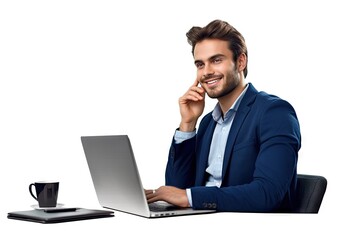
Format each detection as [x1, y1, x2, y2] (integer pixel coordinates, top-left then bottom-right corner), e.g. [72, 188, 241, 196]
[179, 121, 196, 132]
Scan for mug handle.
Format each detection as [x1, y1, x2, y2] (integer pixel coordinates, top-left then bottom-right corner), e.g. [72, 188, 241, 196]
[29, 183, 37, 201]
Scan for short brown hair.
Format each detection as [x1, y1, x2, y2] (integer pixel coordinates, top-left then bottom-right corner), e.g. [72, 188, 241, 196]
[186, 19, 248, 78]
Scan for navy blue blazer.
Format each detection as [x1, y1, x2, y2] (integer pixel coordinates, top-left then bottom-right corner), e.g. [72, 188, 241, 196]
[165, 83, 301, 212]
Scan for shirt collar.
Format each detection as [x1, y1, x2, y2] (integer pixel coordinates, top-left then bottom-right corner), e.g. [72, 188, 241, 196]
[212, 83, 249, 122]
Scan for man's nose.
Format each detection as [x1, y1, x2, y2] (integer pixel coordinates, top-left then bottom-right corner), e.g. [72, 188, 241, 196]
[203, 64, 214, 77]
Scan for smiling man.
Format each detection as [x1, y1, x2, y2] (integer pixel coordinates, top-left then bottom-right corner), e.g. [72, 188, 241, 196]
[146, 20, 301, 212]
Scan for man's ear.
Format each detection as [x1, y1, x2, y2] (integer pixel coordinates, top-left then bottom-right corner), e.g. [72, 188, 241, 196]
[237, 53, 247, 72]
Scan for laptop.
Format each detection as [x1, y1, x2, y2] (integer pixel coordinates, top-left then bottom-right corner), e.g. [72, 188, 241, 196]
[81, 135, 215, 218]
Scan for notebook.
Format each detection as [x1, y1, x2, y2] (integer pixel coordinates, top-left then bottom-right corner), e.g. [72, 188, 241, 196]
[81, 135, 215, 218]
[7, 208, 114, 224]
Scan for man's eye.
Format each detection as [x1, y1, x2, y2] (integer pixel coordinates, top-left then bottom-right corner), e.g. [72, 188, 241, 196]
[196, 63, 204, 69]
[213, 58, 222, 63]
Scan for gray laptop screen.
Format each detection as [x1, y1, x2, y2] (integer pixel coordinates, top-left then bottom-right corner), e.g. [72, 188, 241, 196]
[81, 135, 150, 217]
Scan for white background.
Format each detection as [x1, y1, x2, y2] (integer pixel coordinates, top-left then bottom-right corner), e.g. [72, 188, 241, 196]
[1, 0, 359, 239]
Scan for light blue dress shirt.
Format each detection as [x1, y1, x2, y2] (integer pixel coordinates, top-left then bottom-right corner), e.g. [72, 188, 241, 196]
[174, 84, 249, 206]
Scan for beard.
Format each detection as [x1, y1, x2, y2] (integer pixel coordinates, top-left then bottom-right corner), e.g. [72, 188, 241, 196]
[204, 68, 240, 99]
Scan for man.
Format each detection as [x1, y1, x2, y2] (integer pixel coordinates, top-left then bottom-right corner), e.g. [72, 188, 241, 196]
[146, 20, 301, 212]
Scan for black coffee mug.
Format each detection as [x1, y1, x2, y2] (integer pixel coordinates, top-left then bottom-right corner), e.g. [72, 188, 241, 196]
[29, 181, 59, 207]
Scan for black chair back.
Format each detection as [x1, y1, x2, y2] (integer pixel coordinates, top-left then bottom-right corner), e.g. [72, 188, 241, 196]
[293, 174, 327, 213]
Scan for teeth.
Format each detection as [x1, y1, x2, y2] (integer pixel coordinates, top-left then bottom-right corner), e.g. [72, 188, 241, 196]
[208, 80, 217, 84]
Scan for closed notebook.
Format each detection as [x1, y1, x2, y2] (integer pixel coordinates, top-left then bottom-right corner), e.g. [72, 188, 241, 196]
[7, 208, 114, 224]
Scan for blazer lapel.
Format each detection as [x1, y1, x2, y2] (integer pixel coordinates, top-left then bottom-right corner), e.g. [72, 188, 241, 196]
[221, 83, 258, 181]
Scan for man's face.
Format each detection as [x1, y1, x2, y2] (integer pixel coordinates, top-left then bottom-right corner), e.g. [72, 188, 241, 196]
[194, 39, 240, 99]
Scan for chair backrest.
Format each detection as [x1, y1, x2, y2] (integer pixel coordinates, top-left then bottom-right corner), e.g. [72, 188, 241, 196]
[293, 174, 327, 213]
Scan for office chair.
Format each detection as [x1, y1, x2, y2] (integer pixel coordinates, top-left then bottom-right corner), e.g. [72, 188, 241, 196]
[292, 174, 327, 213]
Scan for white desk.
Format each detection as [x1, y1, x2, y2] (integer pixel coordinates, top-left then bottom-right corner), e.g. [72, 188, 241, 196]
[1, 202, 356, 240]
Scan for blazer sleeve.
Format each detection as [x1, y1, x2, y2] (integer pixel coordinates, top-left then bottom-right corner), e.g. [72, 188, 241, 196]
[190, 98, 301, 212]
[165, 136, 196, 188]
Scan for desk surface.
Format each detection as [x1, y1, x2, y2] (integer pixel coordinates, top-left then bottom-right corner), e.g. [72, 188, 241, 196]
[1, 202, 357, 240]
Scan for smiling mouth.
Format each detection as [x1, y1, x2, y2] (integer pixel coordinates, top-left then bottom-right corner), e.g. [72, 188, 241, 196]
[205, 78, 221, 87]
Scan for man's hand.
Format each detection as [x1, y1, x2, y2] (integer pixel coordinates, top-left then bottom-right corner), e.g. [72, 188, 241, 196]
[145, 186, 190, 208]
[178, 78, 205, 132]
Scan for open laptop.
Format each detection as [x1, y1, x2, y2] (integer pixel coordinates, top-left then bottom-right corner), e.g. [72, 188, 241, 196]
[81, 135, 215, 218]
